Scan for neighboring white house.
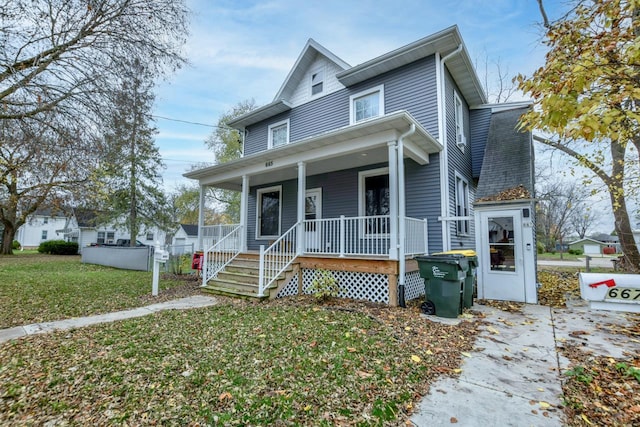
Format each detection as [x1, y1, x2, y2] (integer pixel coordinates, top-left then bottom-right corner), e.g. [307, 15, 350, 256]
[171, 224, 198, 254]
[16, 208, 166, 252]
[15, 208, 70, 248]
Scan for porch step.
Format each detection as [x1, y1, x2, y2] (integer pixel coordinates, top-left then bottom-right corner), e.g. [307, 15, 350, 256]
[202, 254, 297, 300]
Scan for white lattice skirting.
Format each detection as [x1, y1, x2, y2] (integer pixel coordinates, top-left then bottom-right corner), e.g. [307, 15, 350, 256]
[404, 270, 426, 301]
[276, 268, 425, 305]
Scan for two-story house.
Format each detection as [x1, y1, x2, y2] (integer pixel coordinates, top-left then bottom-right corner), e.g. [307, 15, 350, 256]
[186, 26, 536, 305]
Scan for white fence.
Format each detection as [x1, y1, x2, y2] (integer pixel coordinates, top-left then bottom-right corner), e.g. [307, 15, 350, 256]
[81, 246, 153, 271]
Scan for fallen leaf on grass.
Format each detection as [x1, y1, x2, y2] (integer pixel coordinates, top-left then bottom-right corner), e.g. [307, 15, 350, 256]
[411, 355, 421, 363]
[356, 370, 373, 378]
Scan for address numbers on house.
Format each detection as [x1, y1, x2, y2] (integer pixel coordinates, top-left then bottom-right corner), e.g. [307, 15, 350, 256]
[265, 160, 273, 167]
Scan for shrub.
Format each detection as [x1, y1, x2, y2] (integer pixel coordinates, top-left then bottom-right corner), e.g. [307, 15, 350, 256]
[12, 240, 20, 250]
[536, 242, 545, 254]
[38, 240, 78, 255]
[308, 269, 343, 302]
[568, 249, 583, 255]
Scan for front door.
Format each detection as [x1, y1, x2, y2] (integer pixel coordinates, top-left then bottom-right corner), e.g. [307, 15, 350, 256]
[304, 188, 322, 251]
[478, 210, 526, 302]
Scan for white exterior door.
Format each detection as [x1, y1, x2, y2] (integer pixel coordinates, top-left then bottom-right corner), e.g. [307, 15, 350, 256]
[304, 189, 322, 251]
[478, 209, 527, 302]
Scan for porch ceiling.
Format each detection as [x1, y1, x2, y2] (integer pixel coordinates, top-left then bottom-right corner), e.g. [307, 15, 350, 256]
[184, 111, 441, 191]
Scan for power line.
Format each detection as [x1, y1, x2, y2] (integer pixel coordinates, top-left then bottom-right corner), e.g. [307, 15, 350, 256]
[150, 114, 238, 131]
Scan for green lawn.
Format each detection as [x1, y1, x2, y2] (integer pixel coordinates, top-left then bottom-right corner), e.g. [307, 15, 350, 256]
[0, 254, 481, 425]
[0, 254, 199, 328]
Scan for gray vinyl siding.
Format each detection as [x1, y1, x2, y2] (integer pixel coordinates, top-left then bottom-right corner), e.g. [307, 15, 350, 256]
[404, 156, 443, 252]
[247, 161, 449, 251]
[444, 68, 475, 250]
[470, 108, 492, 178]
[242, 56, 439, 155]
[243, 55, 446, 252]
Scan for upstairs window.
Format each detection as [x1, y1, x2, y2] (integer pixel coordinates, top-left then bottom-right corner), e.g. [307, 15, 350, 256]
[455, 174, 470, 235]
[146, 232, 154, 241]
[43, 217, 49, 224]
[350, 85, 385, 124]
[268, 119, 290, 148]
[454, 91, 466, 151]
[311, 69, 324, 96]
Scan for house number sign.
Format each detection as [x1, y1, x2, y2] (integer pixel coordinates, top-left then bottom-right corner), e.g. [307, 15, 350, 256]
[606, 287, 640, 301]
[265, 161, 273, 167]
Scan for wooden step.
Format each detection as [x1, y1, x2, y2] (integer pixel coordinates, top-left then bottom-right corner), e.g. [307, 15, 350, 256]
[202, 284, 269, 300]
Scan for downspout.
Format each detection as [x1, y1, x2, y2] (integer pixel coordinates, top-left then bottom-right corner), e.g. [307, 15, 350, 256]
[397, 123, 415, 308]
[437, 44, 463, 252]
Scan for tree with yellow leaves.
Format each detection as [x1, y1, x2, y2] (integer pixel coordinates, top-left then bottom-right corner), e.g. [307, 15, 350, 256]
[518, 0, 640, 270]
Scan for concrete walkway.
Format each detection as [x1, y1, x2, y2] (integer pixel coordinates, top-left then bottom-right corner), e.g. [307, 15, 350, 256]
[0, 295, 218, 344]
[410, 299, 640, 426]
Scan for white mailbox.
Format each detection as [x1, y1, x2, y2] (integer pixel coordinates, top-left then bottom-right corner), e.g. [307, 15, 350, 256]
[579, 273, 640, 313]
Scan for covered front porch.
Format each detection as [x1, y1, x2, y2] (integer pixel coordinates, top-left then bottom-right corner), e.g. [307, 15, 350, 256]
[185, 111, 442, 305]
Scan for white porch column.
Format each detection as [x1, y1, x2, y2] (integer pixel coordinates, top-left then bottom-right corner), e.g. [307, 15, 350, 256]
[387, 141, 399, 260]
[297, 161, 306, 255]
[240, 175, 249, 252]
[197, 184, 205, 251]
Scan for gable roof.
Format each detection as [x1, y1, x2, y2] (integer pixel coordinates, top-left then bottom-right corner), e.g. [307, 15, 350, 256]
[229, 26, 487, 130]
[179, 224, 198, 237]
[273, 38, 350, 102]
[337, 25, 486, 106]
[568, 237, 608, 246]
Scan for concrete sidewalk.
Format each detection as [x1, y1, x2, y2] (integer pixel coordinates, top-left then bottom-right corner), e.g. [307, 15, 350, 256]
[0, 295, 218, 344]
[410, 300, 640, 426]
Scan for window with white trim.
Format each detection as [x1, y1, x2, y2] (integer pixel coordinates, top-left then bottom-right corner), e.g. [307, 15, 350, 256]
[41, 230, 48, 240]
[454, 91, 466, 151]
[311, 69, 324, 96]
[350, 85, 385, 124]
[359, 167, 390, 235]
[146, 232, 154, 241]
[256, 186, 282, 239]
[268, 119, 289, 148]
[455, 174, 470, 235]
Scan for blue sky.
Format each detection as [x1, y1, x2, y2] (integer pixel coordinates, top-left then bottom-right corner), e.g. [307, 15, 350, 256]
[153, 0, 566, 190]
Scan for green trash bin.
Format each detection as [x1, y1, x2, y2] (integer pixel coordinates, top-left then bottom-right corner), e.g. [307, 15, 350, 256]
[414, 254, 467, 318]
[434, 250, 477, 308]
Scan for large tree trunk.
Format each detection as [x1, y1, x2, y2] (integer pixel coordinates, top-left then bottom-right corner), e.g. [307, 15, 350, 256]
[1, 224, 16, 255]
[610, 140, 640, 271]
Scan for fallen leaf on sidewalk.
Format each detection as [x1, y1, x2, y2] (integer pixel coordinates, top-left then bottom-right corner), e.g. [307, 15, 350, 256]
[487, 326, 500, 334]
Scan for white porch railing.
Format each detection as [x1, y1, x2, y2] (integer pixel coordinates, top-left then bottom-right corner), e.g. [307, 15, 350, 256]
[404, 217, 428, 255]
[258, 223, 298, 297]
[302, 215, 390, 257]
[201, 225, 243, 287]
[201, 224, 240, 250]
